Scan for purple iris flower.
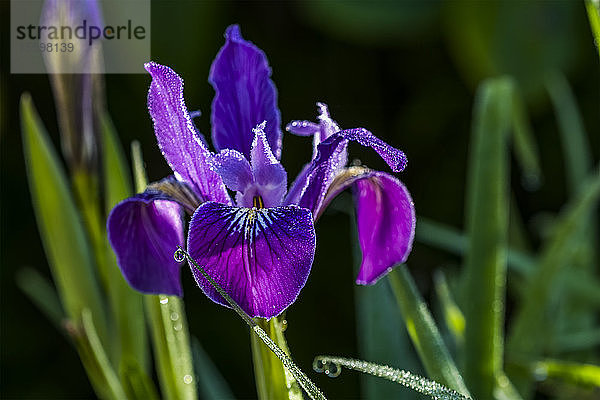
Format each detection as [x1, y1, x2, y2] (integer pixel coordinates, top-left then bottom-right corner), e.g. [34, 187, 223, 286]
[107, 25, 415, 318]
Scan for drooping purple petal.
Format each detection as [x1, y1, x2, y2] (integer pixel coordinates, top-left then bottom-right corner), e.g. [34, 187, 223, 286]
[145, 62, 231, 205]
[249, 122, 287, 206]
[209, 25, 282, 159]
[107, 192, 185, 296]
[288, 127, 407, 215]
[187, 202, 315, 318]
[354, 172, 416, 285]
[212, 149, 253, 192]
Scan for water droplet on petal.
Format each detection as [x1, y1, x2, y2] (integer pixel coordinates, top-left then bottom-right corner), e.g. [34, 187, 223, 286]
[174, 248, 186, 263]
[183, 375, 193, 384]
[159, 297, 169, 305]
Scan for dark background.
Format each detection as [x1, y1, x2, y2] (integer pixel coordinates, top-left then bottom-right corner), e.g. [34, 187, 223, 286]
[1, 1, 599, 398]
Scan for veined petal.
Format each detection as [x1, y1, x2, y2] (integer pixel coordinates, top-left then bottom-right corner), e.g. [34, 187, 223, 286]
[354, 172, 416, 285]
[107, 192, 185, 296]
[212, 149, 253, 192]
[187, 202, 315, 318]
[145, 62, 230, 205]
[289, 127, 407, 215]
[209, 25, 282, 159]
[250, 122, 287, 207]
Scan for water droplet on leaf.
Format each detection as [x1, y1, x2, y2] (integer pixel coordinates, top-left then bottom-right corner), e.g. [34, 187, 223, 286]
[174, 248, 186, 262]
[159, 297, 169, 305]
[183, 375, 193, 384]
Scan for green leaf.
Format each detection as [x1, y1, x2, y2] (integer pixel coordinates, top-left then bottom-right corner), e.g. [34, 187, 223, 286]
[533, 359, 600, 388]
[16, 267, 65, 331]
[510, 85, 542, 189]
[119, 356, 160, 400]
[388, 265, 470, 396]
[434, 270, 465, 345]
[101, 112, 152, 391]
[462, 77, 513, 399]
[351, 208, 420, 399]
[191, 337, 236, 400]
[546, 73, 593, 195]
[71, 309, 128, 400]
[416, 217, 535, 277]
[20, 93, 108, 343]
[507, 168, 600, 394]
[313, 355, 471, 400]
[586, 0, 600, 58]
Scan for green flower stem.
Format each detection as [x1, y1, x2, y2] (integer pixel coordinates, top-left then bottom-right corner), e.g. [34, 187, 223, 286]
[251, 317, 303, 400]
[131, 143, 196, 400]
[388, 266, 470, 397]
[145, 295, 197, 400]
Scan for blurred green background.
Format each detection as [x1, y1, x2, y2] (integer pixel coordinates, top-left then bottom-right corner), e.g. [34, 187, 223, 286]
[1, 0, 598, 398]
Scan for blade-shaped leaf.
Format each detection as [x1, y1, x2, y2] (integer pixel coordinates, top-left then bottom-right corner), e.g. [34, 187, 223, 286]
[507, 168, 600, 394]
[388, 265, 470, 396]
[313, 355, 470, 400]
[191, 337, 236, 400]
[16, 266, 65, 331]
[462, 77, 513, 399]
[586, 0, 600, 58]
[20, 93, 107, 343]
[71, 309, 128, 400]
[510, 85, 542, 190]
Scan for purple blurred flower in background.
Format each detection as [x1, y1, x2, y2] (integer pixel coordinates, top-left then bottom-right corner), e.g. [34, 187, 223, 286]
[108, 25, 415, 318]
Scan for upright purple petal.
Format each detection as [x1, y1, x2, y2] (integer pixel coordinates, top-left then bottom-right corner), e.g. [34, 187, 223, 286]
[209, 25, 282, 159]
[212, 149, 253, 192]
[108, 192, 185, 296]
[288, 127, 407, 215]
[187, 202, 315, 318]
[286, 120, 320, 136]
[250, 122, 287, 206]
[145, 62, 231, 205]
[354, 172, 416, 285]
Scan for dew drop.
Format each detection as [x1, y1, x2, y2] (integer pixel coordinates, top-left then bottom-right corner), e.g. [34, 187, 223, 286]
[174, 248, 186, 263]
[325, 362, 341, 378]
[183, 375, 193, 384]
[170, 312, 179, 321]
[312, 358, 325, 373]
[281, 319, 288, 332]
[159, 297, 169, 305]
[173, 322, 183, 331]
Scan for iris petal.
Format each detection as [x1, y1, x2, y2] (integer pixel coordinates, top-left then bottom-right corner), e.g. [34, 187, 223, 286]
[288, 127, 407, 215]
[145, 62, 230, 205]
[250, 122, 287, 207]
[354, 172, 416, 285]
[107, 192, 185, 296]
[209, 25, 282, 159]
[212, 149, 253, 192]
[187, 202, 315, 318]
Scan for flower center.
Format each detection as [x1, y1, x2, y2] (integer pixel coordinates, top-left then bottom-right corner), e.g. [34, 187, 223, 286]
[252, 196, 265, 209]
